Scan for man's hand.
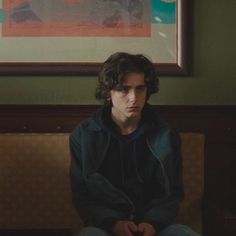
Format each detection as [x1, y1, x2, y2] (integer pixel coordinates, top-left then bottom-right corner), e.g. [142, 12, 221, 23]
[137, 222, 156, 236]
[113, 220, 138, 236]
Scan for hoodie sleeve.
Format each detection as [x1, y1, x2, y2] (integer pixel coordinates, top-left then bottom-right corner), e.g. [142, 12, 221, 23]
[69, 126, 125, 229]
[142, 129, 184, 232]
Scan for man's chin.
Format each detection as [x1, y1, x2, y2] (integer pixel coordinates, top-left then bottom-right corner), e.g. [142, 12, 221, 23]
[126, 111, 141, 118]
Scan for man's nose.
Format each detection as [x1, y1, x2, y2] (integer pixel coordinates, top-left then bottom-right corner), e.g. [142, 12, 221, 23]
[128, 89, 137, 102]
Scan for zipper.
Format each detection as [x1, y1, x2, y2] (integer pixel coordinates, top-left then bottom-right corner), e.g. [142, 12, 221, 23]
[100, 172, 135, 218]
[146, 138, 170, 197]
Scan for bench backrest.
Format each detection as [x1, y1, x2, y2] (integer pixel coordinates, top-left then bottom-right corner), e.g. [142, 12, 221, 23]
[0, 132, 204, 233]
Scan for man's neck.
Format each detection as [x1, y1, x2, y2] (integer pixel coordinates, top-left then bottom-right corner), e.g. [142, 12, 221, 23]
[111, 112, 141, 135]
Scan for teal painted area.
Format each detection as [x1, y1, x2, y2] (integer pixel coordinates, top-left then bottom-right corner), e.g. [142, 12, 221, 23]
[152, 0, 176, 24]
[0, 0, 236, 105]
[0, 8, 3, 23]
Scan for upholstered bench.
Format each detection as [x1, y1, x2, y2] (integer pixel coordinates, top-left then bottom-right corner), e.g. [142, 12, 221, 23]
[0, 132, 204, 234]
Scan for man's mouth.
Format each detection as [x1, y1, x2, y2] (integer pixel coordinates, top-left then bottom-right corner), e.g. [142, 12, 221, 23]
[127, 106, 139, 111]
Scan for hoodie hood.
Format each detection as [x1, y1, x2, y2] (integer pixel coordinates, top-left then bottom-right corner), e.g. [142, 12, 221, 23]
[90, 103, 163, 141]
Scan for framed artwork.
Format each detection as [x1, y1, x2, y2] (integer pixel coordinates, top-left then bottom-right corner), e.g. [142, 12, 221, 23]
[0, 0, 188, 75]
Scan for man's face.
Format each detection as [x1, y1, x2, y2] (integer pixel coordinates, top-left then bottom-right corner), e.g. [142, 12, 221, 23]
[110, 72, 147, 120]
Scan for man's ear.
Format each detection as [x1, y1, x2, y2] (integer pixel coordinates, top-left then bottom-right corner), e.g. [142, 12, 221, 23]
[106, 91, 111, 101]
[105, 93, 112, 106]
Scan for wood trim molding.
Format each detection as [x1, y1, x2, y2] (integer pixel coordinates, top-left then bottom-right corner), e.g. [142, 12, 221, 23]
[0, 105, 235, 134]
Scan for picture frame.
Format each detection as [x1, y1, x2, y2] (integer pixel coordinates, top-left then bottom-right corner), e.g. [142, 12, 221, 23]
[0, 0, 188, 76]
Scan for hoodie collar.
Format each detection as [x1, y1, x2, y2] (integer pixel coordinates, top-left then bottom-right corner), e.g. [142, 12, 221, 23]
[88, 104, 161, 135]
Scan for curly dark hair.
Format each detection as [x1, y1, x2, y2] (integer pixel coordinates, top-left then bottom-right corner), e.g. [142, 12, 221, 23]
[95, 52, 159, 104]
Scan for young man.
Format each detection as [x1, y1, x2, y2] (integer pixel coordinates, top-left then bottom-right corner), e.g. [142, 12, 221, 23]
[70, 52, 200, 236]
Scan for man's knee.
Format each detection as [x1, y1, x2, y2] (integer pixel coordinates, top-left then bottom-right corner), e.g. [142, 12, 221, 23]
[157, 224, 201, 236]
[74, 226, 110, 236]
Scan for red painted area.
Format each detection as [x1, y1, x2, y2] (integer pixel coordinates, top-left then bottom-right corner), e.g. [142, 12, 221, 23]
[3, 0, 27, 10]
[3, 22, 150, 37]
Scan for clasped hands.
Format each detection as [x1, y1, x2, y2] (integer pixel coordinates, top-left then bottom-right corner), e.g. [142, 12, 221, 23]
[113, 220, 156, 236]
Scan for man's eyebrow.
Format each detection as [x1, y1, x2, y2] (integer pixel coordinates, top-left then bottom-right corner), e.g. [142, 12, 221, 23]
[115, 84, 146, 90]
[115, 84, 130, 89]
[121, 84, 146, 87]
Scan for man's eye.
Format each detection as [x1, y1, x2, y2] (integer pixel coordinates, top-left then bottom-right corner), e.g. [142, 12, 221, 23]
[122, 87, 130, 93]
[136, 86, 146, 91]
[117, 87, 129, 93]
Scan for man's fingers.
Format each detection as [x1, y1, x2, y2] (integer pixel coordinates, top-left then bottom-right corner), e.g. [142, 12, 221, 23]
[113, 220, 138, 236]
[128, 222, 138, 234]
[138, 222, 156, 236]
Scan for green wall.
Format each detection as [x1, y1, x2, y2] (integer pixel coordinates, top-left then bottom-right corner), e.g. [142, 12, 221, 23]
[0, 0, 235, 105]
